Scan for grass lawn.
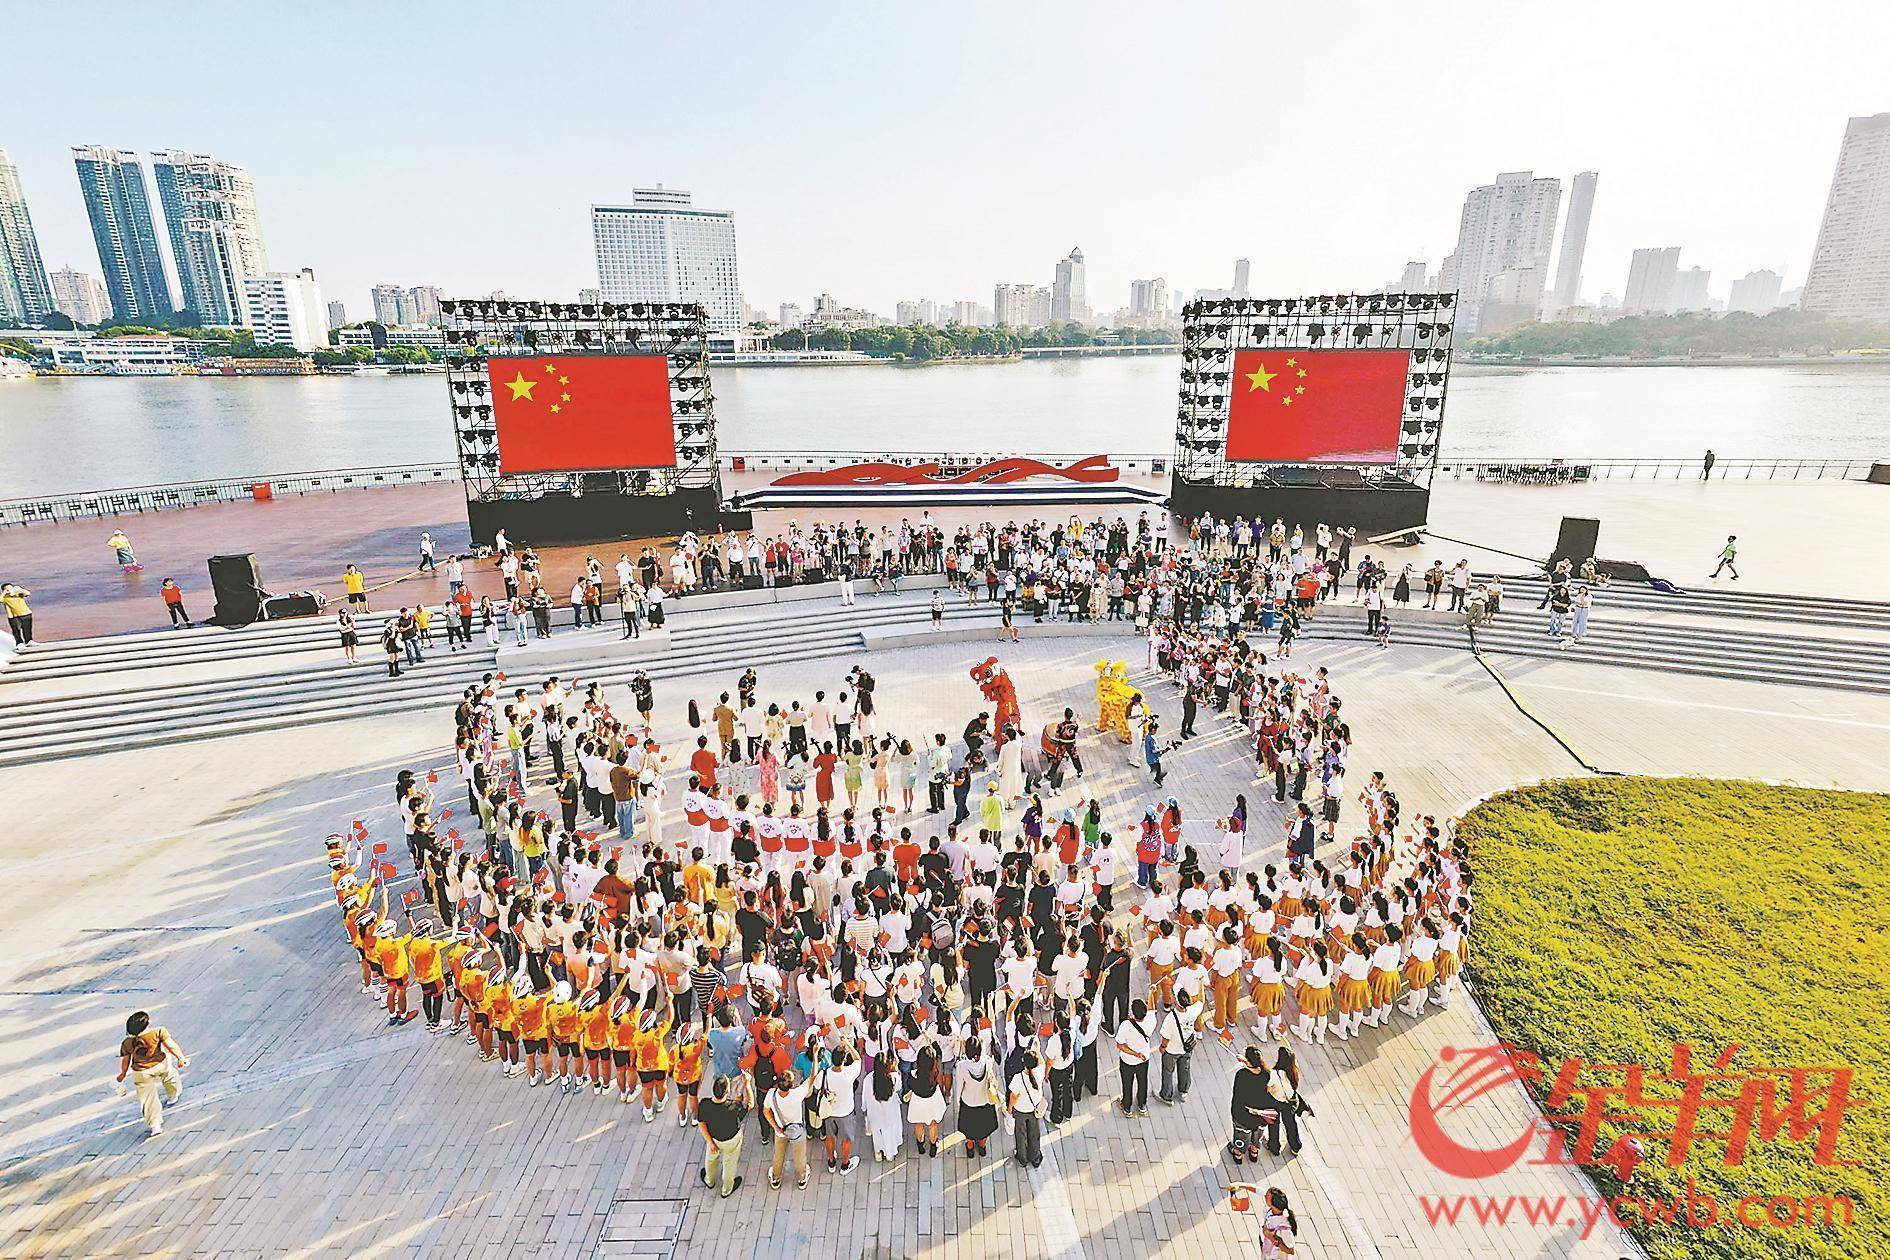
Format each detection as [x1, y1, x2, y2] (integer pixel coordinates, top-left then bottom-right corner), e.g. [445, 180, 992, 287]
[1459, 777, 1888, 1260]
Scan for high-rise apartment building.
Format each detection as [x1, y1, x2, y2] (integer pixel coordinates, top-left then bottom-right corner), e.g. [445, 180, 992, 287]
[1546, 170, 1598, 318]
[326, 299, 348, 330]
[1622, 247, 1682, 315]
[1051, 247, 1089, 323]
[1394, 261, 1429, 294]
[578, 287, 601, 308]
[778, 302, 804, 329]
[73, 146, 174, 321]
[1726, 269, 1783, 314]
[1437, 170, 1562, 335]
[951, 300, 980, 326]
[1128, 278, 1169, 325]
[0, 150, 53, 322]
[49, 267, 113, 325]
[150, 150, 268, 326]
[993, 283, 1052, 329]
[242, 268, 326, 352]
[1802, 113, 1890, 320]
[407, 285, 443, 326]
[370, 283, 410, 326]
[592, 186, 741, 336]
[1668, 266, 1712, 313]
[1232, 258, 1250, 298]
[895, 299, 939, 325]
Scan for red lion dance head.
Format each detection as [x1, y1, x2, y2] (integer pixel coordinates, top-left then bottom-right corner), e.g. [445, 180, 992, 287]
[969, 656, 1022, 745]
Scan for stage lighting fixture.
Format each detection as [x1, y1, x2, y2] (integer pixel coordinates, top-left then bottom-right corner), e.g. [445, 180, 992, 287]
[576, 330, 592, 346]
[1437, 294, 1454, 308]
[1352, 324, 1370, 342]
[471, 381, 487, 397]
[582, 304, 596, 318]
[1307, 324, 1325, 342]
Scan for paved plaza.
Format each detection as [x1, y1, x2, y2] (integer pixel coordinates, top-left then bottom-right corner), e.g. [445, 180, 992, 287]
[5, 624, 1890, 1260]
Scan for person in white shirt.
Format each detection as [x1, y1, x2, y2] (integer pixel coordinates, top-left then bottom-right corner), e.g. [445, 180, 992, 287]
[1156, 989, 1203, 1104]
[1115, 999, 1153, 1116]
[1008, 1050, 1048, 1168]
[764, 1070, 813, 1189]
[818, 1045, 862, 1175]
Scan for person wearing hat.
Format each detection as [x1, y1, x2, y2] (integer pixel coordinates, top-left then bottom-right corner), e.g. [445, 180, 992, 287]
[116, 1012, 188, 1137]
[544, 980, 582, 1094]
[633, 1003, 674, 1120]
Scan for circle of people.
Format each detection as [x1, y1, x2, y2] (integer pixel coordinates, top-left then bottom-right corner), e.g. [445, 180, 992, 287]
[324, 509, 1478, 1244]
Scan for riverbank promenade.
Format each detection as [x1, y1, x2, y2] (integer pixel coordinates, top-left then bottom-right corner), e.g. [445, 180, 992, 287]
[2, 472, 1886, 642]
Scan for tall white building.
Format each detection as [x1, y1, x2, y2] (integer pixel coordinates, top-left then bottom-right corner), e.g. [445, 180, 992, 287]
[407, 285, 443, 326]
[1438, 170, 1562, 335]
[0, 149, 53, 322]
[243, 268, 326, 352]
[1127, 278, 1169, 327]
[1622, 248, 1682, 315]
[150, 150, 268, 326]
[1546, 171, 1598, 318]
[951, 300, 980, 326]
[1802, 113, 1890, 320]
[592, 186, 741, 336]
[370, 283, 409, 326]
[1051, 247, 1089, 323]
[49, 266, 112, 325]
[1727, 269, 1783, 314]
[895, 299, 939, 325]
[993, 283, 1051, 329]
[1668, 266, 1712, 313]
[325, 299, 348, 330]
[778, 302, 804, 329]
[1394, 261, 1429, 293]
[578, 287, 601, 308]
[1231, 258, 1250, 298]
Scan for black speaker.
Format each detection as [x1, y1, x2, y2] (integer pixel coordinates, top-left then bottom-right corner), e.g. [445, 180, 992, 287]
[208, 553, 264, 627]
[262, 591, 322, 620]
[1551, 517, 1601, 569]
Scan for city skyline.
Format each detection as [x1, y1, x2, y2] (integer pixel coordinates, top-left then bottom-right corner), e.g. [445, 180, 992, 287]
[2, 4, 1886, 322]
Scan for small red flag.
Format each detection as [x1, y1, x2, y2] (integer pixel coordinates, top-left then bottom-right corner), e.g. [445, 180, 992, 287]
[552, 892, 566, 904]
[451, 836, 465, 850]
[402, 889, 421, 906]
[495, 671, 507, 682]
[439, 808, 453, 820]
[426, 770, 439, 784]
[371, 842, 388, 855]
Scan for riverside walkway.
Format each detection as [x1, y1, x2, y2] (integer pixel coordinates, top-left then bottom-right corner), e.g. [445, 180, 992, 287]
[5, 594, 1890, 1259]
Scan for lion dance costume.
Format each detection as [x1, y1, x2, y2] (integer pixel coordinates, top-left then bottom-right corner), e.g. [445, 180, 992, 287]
[969, 657, 1021, 744]
[1093, 660, 1137, 744]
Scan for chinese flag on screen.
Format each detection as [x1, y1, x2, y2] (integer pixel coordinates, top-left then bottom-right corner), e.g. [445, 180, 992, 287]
[1224, 348, 1410, 463]
[488, 353, 677, 474]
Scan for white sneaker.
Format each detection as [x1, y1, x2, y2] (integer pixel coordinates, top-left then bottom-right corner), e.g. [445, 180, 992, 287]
[529, 1073, 541, 1087]
[643, 1107, 654, 1122]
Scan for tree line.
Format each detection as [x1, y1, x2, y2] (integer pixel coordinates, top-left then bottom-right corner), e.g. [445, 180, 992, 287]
[1469, 308, 1890, 359]
[764, 321, 1178, 359]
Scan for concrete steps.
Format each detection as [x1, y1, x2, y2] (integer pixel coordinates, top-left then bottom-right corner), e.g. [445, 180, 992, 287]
[1480, 574, 1890, 634]
[7, 576, 1890, 768]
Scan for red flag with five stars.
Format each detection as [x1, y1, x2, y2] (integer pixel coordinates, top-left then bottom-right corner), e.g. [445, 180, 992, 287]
[1224, 348, 1409, 463]
[488, 353, 677, 474]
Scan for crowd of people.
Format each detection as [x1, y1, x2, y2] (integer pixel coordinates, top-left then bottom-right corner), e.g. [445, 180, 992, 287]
[321, 507, 1479, 1258]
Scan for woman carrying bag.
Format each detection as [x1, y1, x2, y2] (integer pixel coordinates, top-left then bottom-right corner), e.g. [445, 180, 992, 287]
[1227, 1045, 1272, 1164]
[1264, 1046, 1309, 1156]
[952, 1036, 1001, 1157]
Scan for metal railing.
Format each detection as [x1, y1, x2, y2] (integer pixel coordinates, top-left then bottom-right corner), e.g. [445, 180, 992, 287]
[0, 462, 462, 528]
[1434, 458, 1874, 484]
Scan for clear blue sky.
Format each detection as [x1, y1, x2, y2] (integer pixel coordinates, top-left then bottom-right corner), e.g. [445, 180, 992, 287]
[10, 0, 1886, 319]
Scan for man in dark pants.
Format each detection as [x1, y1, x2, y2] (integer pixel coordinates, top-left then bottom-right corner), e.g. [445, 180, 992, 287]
[1179, 682, 1198, 740]
[1702, 448, 1716, 480]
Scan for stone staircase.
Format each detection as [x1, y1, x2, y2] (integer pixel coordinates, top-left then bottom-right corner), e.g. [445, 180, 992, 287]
[5, 578, 1887, 768]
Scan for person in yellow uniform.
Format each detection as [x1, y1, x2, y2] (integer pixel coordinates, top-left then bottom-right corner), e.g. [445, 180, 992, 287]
[671, 1020, 707, 1130]
[515, 981, 550, 1086]
[579, 990, 614, 1096]
[610, 990, 640, 1104]
[452, 944, 492, 1055]
[343, 564, 369, 611]
[410, 926, 447, 1032]
[487, 970, 520, 1075]
[545, 980, 582, 1094]
[633, 1006, 673, 1120]
[373, 893, 416, 1025]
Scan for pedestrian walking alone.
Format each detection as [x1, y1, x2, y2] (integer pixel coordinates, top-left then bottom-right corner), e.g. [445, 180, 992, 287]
[115, 1011, 188, 1137]
[1710, 535, 1739, 580]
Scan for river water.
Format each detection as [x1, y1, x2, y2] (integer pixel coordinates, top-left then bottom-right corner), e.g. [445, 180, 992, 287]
[1, 357, 1886, 497]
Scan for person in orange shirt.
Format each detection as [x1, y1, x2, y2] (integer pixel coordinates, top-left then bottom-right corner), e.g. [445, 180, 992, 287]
[374, 897, 417, 1025]
[410, 925, 448, 1032]
[609, 983, 640, 1104]
[633, 1005, 673, 1120]
[453, 945, 494, 1058]
[671, 1020, 707, 1129]
[579, 988, 614, 1095]
[690, 737, 719, 792]
[343, 895, 381, 997]
[545, 980, 582, 1094]
[515, 981, 551, 1086]
[487, 969, 522, 1076]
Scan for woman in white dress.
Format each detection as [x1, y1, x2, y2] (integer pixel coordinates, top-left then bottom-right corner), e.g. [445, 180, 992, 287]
[997, 734, 1025, 803]
[864, 1060, 905, 1161]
